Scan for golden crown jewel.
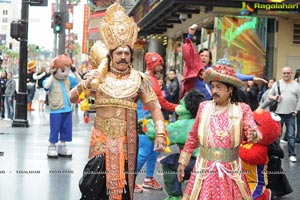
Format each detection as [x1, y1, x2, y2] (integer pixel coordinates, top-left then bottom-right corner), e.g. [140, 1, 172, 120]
[99, 3, 138, 50]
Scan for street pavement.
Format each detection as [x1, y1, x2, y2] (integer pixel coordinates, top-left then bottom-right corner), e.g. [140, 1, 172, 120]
[0, 104, 300, 200]
[0, 105, 167, 200]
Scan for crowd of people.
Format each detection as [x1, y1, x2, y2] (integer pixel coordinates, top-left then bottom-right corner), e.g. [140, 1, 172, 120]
[0, 57, 16, 121]
[0, 57, 51, 122]
[1, 2, 300, 200]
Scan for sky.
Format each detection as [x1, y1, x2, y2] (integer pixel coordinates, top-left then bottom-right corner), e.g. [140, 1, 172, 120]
[27, 0, 85, 51]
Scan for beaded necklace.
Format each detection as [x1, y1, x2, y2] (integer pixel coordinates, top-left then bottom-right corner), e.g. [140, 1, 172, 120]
[210, 102, 233, 141]
[110, 66, 131, 79]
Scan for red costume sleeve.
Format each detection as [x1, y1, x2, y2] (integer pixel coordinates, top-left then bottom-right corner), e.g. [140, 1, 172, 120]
[241, 103, 258, 139]
[150, 75, 177, 112]
[182, 38, 204, 81]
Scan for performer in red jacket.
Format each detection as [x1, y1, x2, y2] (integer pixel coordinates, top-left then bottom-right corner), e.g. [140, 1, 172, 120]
[135, 52, 178, 193]
[180, 24, 204, 99]
[145, 52, 177, 112]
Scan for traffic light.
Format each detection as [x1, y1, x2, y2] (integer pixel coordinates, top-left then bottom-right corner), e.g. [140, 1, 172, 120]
[36, 46, 40, 53]
[53, 12, 64, 34]
[30, 0, 48, 6]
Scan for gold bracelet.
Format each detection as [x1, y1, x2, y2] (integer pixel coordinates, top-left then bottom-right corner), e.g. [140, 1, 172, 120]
[156, 135, 167, 140]
[83, 80, 91, 90]
[156, 133, 166, 137]
[155, 120, 165, 134]
[74, 87, 79, 96]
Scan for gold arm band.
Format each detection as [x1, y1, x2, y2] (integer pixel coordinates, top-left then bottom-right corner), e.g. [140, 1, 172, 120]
[155, 120, 165, 135]
[74, 87, 80, 96]
[77, 81, 91, 97]
[76, 84, 83, 93]
[178, 151, 192, 167]
[156, 135, 167, 140]
[83, 80, 91, 90]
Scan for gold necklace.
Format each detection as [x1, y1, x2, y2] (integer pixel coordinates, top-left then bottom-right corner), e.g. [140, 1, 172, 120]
[211, 116, 234, 140]
[212, 102, 229, 115]
[110, 66, 131, 79]
[211, 102, 233, 140]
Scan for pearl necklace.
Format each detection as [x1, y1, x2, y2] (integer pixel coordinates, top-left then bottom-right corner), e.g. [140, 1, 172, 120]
[110, 66, 131, 79]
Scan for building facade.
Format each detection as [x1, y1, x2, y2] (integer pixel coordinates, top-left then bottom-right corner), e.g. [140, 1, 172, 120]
[128, 0, 300, 79]
[0, 0, 21, 51]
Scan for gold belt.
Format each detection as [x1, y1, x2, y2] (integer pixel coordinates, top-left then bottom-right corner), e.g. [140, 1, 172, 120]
[94, 118, 126, 138]
[96, 98, 137, 110]
[200, 146, 239, 162]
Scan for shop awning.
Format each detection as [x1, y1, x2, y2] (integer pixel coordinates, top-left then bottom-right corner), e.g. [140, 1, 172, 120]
[129, 0, 243, 36]
[129, 0, 300, 37]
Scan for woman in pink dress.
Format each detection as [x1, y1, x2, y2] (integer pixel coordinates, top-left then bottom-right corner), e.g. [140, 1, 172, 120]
[177, 62, 262, 200]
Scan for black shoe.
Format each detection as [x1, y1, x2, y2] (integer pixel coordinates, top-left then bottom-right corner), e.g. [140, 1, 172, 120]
[271, 195, 280, 200]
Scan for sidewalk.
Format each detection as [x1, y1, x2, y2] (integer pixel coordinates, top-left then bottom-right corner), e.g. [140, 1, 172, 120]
[1, 105, 300, 199]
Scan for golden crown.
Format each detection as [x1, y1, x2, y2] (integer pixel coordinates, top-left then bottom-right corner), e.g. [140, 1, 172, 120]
[99, 3, 138, 50]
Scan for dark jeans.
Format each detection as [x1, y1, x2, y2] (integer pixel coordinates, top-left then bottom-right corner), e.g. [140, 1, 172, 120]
[27, 84, 36, 103]
[161, 153, 196, 197]
[296, 112, 300, 143]
[0, 95, 5, 118]
[278, 113, 296, 157]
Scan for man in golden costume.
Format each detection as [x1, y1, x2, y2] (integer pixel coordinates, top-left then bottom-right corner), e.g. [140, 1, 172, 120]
[69, 3, 167, 200]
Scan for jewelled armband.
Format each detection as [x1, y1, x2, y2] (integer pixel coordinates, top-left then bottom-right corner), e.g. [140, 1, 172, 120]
[73, 87, 80, 96]
[83, 80, 92, 90]
[75, 84, 82, 96]
[178, 151, 192, 167]
[154, 120, 172, 153]
[155, 120, 166, 138]
[77, 80, 91, 97]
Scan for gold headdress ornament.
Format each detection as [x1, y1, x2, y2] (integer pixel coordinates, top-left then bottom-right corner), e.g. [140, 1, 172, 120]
[99, 3, 138, 50]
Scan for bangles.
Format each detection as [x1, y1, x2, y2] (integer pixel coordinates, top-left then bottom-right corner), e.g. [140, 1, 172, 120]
[74, 87, 80, 96]
[83, 80, 91, 90]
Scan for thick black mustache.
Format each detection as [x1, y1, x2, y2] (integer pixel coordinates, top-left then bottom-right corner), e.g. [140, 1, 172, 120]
[117, 59, 128, 64]
[212, 94, 220, 98]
